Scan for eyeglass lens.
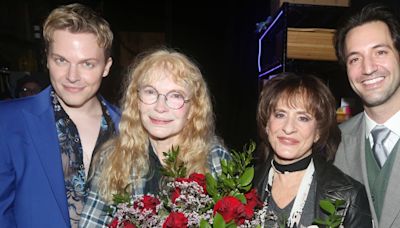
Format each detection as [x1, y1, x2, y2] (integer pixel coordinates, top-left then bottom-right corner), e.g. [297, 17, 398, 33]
[138, 86, 187, 109]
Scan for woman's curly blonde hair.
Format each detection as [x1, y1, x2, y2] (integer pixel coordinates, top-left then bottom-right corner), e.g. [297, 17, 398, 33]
[95, 48, 217, 202]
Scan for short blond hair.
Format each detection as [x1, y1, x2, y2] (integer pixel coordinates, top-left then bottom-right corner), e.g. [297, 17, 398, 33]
[43, 3, 113, 58]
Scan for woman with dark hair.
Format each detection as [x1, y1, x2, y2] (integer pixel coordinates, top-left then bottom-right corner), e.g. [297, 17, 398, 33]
[253, 72, 372, 227]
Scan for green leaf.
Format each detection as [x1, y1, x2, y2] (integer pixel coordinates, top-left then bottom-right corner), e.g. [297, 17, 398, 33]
[331, 220, 342, 227]
[213, 213, 226, 228]
[200, 219, 212, 228]
[206, 173, 217, 196]
[313, 218, 327, 225]
[159, 146, 187, 178]
[221, 159, 228, 174]
[319, 199, 335, 215]
[231, 151, 241, 165]
[238, 167, 254, 187]
[222, 177, 235, 189]
[314, 198, 345, 228]
[226, 222, 237, 228]
[331, 214, 342, 219]
[112, 190, 131, 205]
[334, 199, 346, 208]
[240, 152, 246, 164]
[212, 194, 222, 202]
[227, 163, 236, 176]
[238, 184, 252, 192]
[247, 141, 256, 153]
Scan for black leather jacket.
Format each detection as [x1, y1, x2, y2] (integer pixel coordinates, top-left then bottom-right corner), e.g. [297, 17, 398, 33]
[253, 155, 372, 227]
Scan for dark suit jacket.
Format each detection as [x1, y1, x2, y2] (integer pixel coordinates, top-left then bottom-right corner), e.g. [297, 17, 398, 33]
[0, 86, 121, 227]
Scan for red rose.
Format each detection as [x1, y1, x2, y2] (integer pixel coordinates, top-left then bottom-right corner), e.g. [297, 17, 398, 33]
[188, 173, 207, 193]
[142, 195, 160, 213]
[171, 187, 181, 203]
[235, 203, 250, 225]
[123, 221, 136, 228]
[124, 221, 136, 228]
[244, 188, 263, 209]
[175, 177, 189, 183]
[133, 195, 160, 214]
[244, 204, 255, 220]
[162, 212, 188, 228]
[108, 217, 119, 228]
[213, 196, 248, 225]
[171, 178, 188, 204]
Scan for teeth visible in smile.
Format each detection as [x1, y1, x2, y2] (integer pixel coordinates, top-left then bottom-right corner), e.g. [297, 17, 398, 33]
[363, 77, 384, 85]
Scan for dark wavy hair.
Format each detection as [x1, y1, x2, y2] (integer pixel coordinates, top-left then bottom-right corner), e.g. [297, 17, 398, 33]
[256, 72, 341, 161]
[334, 3, 400, 66]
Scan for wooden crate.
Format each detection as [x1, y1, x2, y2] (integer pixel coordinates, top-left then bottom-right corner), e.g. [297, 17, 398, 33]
[271, 0, 349, 14]
[287, 28, 336, 61]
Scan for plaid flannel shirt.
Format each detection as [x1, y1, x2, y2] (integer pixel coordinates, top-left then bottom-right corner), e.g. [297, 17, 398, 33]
[79, 143, 230, 228]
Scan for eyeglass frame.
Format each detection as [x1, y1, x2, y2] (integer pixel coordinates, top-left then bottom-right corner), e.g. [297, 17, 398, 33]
[137, 86, 191, 110]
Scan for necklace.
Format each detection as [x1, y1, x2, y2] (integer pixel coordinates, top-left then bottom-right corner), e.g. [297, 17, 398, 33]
[271, 154, 313, 174]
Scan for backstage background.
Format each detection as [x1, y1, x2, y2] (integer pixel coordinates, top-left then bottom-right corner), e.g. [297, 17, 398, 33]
[0, 0, 399, 150]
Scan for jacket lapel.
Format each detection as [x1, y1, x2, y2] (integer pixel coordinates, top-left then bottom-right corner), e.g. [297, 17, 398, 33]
[22, 88, 70, 226]
[352, 117, 374, 208]
[342, 114, 366, 183]
[350, 115, 379, 226]
[380, 141, 400, 227]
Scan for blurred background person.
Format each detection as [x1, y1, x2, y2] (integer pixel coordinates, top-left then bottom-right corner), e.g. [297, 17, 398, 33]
[14, 75, 43, 98]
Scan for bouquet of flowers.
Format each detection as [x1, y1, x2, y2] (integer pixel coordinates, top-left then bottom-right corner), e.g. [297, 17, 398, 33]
[107, 141, 271, 228]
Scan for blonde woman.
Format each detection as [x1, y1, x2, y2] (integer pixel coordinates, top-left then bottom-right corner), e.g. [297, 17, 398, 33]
[79, 48, 229, 227]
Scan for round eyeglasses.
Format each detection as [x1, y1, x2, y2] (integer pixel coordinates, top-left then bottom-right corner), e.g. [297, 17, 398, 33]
[138, 86, 190, 109]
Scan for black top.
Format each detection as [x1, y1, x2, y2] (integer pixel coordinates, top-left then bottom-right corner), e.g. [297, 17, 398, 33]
[143, 145, 163, 195]
[253, 154, 373, 227]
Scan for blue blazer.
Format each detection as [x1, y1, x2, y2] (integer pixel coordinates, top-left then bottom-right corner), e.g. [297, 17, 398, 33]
[0, 86, 121, 227]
